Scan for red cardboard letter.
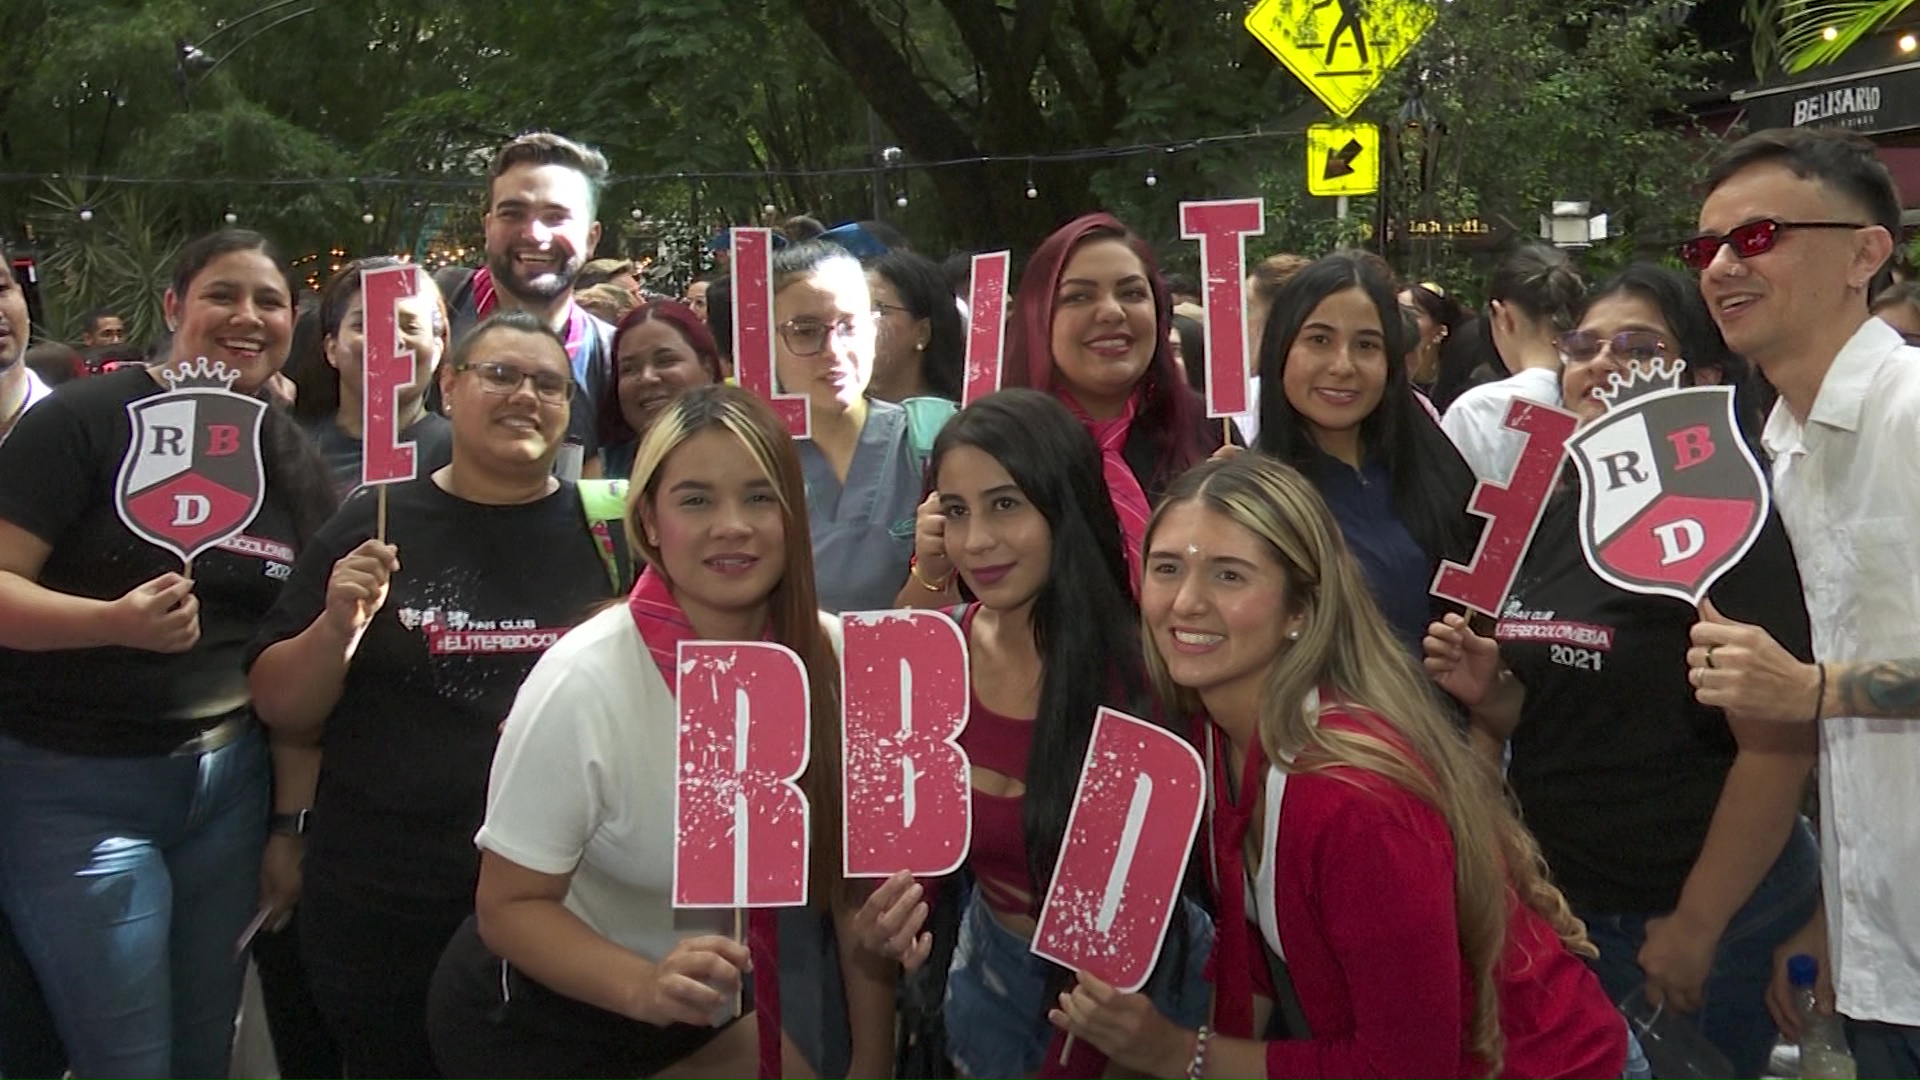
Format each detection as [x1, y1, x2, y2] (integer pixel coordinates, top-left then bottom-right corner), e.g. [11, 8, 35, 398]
[360, 264, 422, 487]
[730, 228, 809, 438]
[963, 251, 1011, 405]
[839, 612, 972, 878]
[1179, 199, 1265, 418]
[1431, 398, 1580, 616]
[672, 641, 812, 908]
[1030, 708, 1205, 992]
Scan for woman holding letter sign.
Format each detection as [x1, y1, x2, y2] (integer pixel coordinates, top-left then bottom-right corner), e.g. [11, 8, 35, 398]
[853, 389, 1210, 1078]
[0, 229, 337, 1077]
[1423, 266, 1816, 1078]
[899, 214, 1221, 609]
[291, 256, 455, 496]
[248, 311, 626, 1077]
[427, 385, 894, 1079]
[1051, 454, 1623, 1078]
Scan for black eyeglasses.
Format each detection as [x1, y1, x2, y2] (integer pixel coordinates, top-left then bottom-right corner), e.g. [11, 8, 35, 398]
[1556, 329, 1669, 365]
[777, 315, 871, 357]
[459, 361, 574, 404]
[1677, 219, 1865, 271]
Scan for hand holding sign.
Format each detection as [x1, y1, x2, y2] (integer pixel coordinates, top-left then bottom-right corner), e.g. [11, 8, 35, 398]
[633, 934, 752, 1027]
[1686, 598, 1824, 724]
[1049, 970, 1188, 1079]
[851, 870, 932, 972]
[103, 572, 200, 653]
[323, 538, 400, 645]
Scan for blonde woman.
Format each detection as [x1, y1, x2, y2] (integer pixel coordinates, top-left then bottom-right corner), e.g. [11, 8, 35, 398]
[425, 385, 893, 1078]
[1050, 454, 1625, 1078]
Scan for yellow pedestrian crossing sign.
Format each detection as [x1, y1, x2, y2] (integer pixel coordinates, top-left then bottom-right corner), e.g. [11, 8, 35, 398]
[1244, 0, 1437, 119]
[1307, 123, 1379, 197]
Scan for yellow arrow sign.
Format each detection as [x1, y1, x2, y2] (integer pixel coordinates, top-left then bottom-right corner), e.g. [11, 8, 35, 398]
[1306, 122, 1379, 197]
[1245, 0, 1436, 119]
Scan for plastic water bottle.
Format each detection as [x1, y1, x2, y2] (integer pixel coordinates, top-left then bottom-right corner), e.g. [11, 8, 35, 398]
[1789, 954, 1857, 1079]
[1617, 986, 1735, 1079]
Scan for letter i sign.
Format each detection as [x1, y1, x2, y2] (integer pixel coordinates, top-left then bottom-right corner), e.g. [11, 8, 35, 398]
[1566, 359, 1770, 603]
[115, 359, 268, 569]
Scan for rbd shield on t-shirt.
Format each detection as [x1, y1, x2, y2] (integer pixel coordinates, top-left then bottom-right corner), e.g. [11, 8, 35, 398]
[1568, 357, 1769, 604]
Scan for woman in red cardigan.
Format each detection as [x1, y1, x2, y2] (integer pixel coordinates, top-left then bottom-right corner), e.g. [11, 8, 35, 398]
[1049, 454, 1626, 1079]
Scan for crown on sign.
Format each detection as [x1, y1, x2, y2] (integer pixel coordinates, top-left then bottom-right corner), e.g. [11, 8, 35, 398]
[160, 357, 243, 391]
[1594, 355, 1686, 410]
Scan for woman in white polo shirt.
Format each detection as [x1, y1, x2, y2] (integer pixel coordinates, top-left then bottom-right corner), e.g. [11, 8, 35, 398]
[426, 385, 894, 1078]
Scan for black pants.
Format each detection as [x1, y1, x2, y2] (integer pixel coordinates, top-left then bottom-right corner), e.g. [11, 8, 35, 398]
[427, 916, 726, 1079]
[300, 866, 471, 1079]
[250, 916, 342, 1079]
[0, 907, 64, 1079]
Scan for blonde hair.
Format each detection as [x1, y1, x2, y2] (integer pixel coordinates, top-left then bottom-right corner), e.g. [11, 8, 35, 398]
[625, 385, 845, 904]
[1142, 455, 1592, 1077]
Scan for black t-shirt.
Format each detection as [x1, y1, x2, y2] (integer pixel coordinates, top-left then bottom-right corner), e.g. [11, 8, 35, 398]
[0, 368, 302, 755]
[1496, 488, 1812, 914]
[305, 411, 454, 498]
[245, 476, 616, 899]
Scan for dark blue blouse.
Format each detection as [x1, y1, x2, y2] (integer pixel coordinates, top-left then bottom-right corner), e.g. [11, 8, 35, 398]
[1306, 447, 1432, 654]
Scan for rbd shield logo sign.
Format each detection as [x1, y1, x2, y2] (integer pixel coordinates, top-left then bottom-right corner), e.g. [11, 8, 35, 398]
[115, 359, 267, 567]
[1570, 358, 1769, 603]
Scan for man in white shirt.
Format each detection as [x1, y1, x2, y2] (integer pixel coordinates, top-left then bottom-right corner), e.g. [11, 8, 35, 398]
[1682, 127, 1920, 1078]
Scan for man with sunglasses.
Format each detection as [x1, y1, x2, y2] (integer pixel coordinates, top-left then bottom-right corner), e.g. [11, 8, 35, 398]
[1679, 126, 1920, 1079]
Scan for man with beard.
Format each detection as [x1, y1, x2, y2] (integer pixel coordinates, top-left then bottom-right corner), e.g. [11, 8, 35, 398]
[440, 132, 614, 477]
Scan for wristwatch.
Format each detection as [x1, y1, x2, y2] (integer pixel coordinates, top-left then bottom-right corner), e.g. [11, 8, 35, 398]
[270, 809, 312, 837]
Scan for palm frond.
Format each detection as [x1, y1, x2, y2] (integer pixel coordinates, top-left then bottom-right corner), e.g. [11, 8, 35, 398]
[1745, 0, 1919, 74]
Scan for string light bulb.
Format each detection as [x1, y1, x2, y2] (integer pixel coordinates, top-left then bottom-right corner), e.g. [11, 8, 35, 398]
[630, 207, 643, 221]
[1822, 25, 1839, 40]
[1025, 179, 1038, 199]
[78, 208, 93, 222]
[223, 209, 238, 224]
[1145, 169, 1159, 187]
[361, 211, 374, 225]
[895, 194, 908, 208]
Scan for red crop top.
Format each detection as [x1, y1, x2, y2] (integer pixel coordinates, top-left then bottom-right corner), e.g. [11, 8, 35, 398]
[956, 603, 1040, 917]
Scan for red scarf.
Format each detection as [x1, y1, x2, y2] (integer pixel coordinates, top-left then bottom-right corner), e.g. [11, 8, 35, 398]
[471, 266, 592, 359]
[1196, 715, 1267, 1040]
[1061, 392, 1150, 590]
[628, 567, 783, 1079]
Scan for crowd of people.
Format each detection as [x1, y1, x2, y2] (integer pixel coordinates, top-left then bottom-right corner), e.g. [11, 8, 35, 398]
[0, 121, 1916, 1080]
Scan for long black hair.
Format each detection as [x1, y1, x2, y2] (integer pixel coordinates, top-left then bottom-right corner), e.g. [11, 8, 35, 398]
[869, 250, 964, 402]
[929, 388, 1150, 905]
[169, 229, 338, 546]
[1255, 253, 1478, 568]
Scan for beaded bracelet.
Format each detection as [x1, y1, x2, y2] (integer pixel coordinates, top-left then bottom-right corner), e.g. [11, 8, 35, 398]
[1187, 1024, 1213, 1080]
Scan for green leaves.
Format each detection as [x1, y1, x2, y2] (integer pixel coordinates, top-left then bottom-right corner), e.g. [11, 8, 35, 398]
[1744, 0, 1917, 74]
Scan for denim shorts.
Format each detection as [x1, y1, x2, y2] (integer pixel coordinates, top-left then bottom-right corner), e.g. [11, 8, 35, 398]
[944, 891, 1214, 1078]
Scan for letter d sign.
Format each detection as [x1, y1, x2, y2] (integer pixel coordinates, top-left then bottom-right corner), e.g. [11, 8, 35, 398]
[172, 494, 212, 527]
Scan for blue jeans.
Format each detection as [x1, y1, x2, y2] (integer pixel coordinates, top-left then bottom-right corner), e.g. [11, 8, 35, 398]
[944, 892, 1214, 1078]
[0, 723, 268, 1078]
[1846, 1019, 1920, 1080]
[1581, 817, 1820, 1079]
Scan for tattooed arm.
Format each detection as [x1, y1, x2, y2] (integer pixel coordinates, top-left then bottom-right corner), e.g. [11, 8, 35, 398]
[1826, 659, 1920, 720]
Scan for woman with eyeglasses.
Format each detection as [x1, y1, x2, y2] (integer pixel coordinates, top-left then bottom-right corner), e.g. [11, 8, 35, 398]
[868, 250, 966, 471]
[772, 240, 921, 616]
[247, 311, 630, 1077]
[1425, 266, 1818, 1078]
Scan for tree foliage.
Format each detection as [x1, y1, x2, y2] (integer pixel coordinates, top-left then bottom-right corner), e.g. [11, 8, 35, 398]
[1, 0, 1728, 339]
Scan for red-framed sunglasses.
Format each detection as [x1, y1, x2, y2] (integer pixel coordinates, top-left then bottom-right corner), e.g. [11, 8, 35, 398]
[1677, 218, 1865, 271]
